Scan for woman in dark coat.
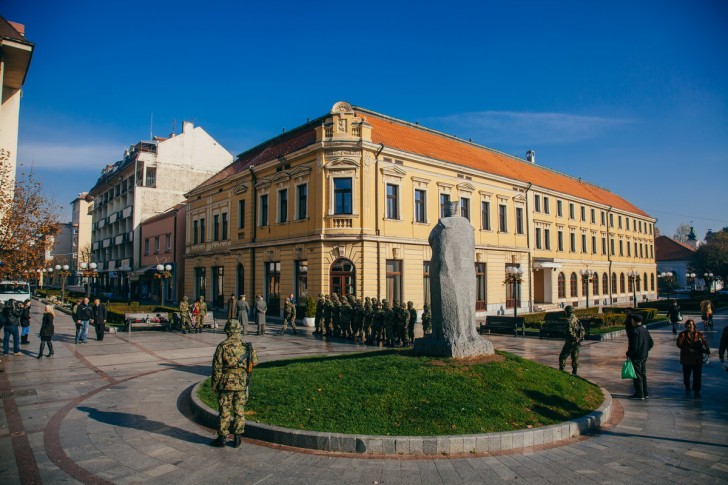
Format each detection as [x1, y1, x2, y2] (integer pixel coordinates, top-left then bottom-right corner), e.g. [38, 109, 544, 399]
[666, 300, 681, 335]
[38, 304, 55, 358]
[676, 319, 709, 398]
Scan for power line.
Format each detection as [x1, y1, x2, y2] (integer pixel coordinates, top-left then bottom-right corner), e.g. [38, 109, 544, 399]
[644, 209, 728, 225]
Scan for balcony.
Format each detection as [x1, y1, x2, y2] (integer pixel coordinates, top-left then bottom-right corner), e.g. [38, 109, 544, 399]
[330, 217, 353, 229]
[102, 238, 111, 248]
[122, 206, 133, 219]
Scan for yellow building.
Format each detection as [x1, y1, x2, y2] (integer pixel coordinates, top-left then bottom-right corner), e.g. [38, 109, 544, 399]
[184, 102, 656, 316]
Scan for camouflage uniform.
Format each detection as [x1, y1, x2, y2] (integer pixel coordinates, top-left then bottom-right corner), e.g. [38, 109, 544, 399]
[179, 297, 193, 333]
[398, 302, 410, 347]
[422, 303, 432, 335]
[407, 301, 417, 345]
[352, 299, 364, 342]
[281, 297, 297, 335]
[332, 295, 342, 337]
[314, 294, 325, 335]
[210, 320, 258, 447]
[195, 297, 208, 333]
[558, 306, 585, 375]
[322, 295, 333, 336]
[340, 299, 353, 339]
[373, 299, 385, 345]
[383, 300, 394, 346]
[362, 297, 373, 343]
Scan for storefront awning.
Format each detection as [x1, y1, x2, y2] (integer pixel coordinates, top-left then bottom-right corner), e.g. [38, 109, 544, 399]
[132, 265, 157, 274]
[533, 262, 562, 270]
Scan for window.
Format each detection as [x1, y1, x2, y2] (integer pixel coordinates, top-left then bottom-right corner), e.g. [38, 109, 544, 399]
[330, 258, 355, 297]
[265, 262, 281, 310]
[591, 208, 596, 224]
[627, 241, 632, 257]
[601, 211, 606, 225]
[593, 273, 599, 295]
[145, 167, 156, 187]
[634, 241, 638, 258]
[414, 189, 426, 223]
[460, 197, 470, 220]
[570, 273, 578, 297]
[640, 243, 644, 259]
[544, 228, 551, 250]
[475, 263, 486, 310]
[580, 206, 586, 222]
[516, 207, 524, 234]
[581, 234, 587, 253]
[558, 273, 566, 298]
[212, 266, 224, 307]
[154, 236, 160, 253]
[213, 214, 220, 241]
[279, 189, 288, 223]
[221, 213, 228, 240]
[618, 216, 623, 229]
[499, 204, 508, 232]
[569, 203, 575, 219]
[440, 194, 451, 218]
[620, 273, 625, 293]
[626, 218, 630, 231]
[602, 273, 609, 295]
[144, 238, 150, 255]
[619, 240, 624, 256]
[535, 227, 542, 249]
[260, 195, 269, 227]
[610, 238, 615, 255]
[612, 273, 617, 293]
[199, 218, 206, 243]
[334, 178, 352, 214]
[165, 234, 172, 252]
[602, 236, 607, 255]
[386, 260, 402, 303]
[297, 184, 307, 220]
[481, 201, 491, 230]
[650, 273, 655, 291]
[534, 194, 541, 212]
[423, 261, 430, 305]
[193, 220, 199, 244]
[544, 196, 550, 214]
[609, 213, 614, 227]
[386, 184, 399, 219]
[557, 200, 563, 217]
[296, 260, 308, 302]
[238, 200, 245, 229]
[195, 267, 206, 299]
[505, 265, 521, 309]
[592, 235, 597, 254]
[558, 230, 564, 251]
[570, 232, 576, 252]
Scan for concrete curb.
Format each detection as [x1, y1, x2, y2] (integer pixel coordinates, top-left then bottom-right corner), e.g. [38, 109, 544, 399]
[587, 320, 669, 341]
[190, 381, 612, 455]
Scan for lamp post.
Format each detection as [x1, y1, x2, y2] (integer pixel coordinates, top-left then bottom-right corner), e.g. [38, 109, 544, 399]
[659, 271, 674, 300]
[154, 264, 173, 306]
[703, 272, 714, 293]
[55, 264, 72, 306]
[686, 272, 696, 292]
[627, 271, 640, 307]
[579, 269, 595, 308]
[505, 266, 525, 317]
[80, 262, 98, 298]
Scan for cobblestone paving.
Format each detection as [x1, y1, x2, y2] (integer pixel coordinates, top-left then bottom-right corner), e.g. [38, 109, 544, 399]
[1, 305, 726, 484]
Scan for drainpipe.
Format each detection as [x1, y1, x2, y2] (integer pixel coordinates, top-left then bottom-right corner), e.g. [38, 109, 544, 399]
[524, 183, 533, 312]
[606, 205, 613, 305]
[374, 143, 384, 299]
[249, 166, 257, 297]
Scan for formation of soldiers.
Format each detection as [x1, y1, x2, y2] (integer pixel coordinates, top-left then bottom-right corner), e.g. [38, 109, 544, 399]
[313, 294, 432, 347]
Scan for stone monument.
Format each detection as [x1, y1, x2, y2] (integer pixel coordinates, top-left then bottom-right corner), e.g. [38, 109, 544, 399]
[414, 201, 494, 358]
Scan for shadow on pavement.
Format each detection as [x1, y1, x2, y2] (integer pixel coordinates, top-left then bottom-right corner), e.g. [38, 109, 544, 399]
[76, 406, 210, 444]
[158, 362, 210, 376]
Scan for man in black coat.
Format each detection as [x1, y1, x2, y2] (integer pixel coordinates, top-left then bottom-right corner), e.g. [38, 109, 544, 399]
[92, 299, 108, 341]
[626, 313, 654, 399]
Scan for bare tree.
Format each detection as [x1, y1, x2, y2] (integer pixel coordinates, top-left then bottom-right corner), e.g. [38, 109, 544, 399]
[0, 151, 60, 280]
[673, 223, 692, 243]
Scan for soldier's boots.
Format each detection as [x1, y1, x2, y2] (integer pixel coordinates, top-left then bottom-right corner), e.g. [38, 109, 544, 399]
[210, 435, 226, 447]
[572, 368, 578, 376]
[233, 434, 243, 448]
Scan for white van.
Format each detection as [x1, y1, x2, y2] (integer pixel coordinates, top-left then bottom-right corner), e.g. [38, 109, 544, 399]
[0, 281, 32, 304]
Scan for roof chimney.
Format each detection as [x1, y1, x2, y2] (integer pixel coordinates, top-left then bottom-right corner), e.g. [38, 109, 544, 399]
[526, 150, 536, 164]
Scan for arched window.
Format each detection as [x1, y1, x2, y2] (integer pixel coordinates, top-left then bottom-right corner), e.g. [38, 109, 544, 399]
[628, 275, 633, 292]
[650, 273, 655, 291]
[593, 272, 599, 295]
[570, 272, 578, 297]
[558, 272, 566, 298]
[620, 273, 626, 293]
[612, 272, 617, 294]
[236, 263, 244, 297]
[636, 274, 641, 292]
[581, 274, 588, 296]
[643, 272, 648, 291]
[602, 273, 609, 295]
[330, 258, 356, 297]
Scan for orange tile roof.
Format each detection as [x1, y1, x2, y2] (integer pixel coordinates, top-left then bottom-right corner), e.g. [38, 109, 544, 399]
[655, 235, 696, 261]
[359, 108, 649, 217]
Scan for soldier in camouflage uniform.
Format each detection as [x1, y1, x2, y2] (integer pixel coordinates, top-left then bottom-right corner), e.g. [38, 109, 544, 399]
[179, 296, 193, 334]
[373, 299, 385, 345]
[314, 294, 325, 335]
[422, 303, 432, 335]
[352, 298, 364, 342]
[194, 296, 207, 333]
[340, 297, 353, 339]
[383, 300, 395, 346]
[558, 306, 585, 375]
[407, 301, 417, 346]
[362, 297, 373, 344]
[210, 320, 258, 448]
[332, 295, 342, 337]
[322, 295, 333, 336]
[399, 302, 410, 347]
[280, 294, 297, 335]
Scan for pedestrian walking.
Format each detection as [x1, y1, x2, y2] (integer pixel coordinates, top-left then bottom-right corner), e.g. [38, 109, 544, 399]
[558, 305, 585, 375]
[666, 299, 682, 335]
[210, 319, 257, 448]
[255, 295, 267, 335]
[74, 297, 93, 344]
[626, 313, 654, 399]
[676, 319, 710, 398]
[37, 304, 55, 358]
[700, 298, 713, 330]
[280, 294, 297, 335]
[20, 299, 31, 345]
[179, 296, 193, 334]
[236, 295, 250, 336]
[2, 299, 22, 356]
[92, 298, 107, 341]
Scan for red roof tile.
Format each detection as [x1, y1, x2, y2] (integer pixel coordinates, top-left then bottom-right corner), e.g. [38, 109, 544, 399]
[655, 235, 696, 261]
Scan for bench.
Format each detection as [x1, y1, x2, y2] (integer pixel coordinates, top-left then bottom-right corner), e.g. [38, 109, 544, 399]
[479, 316, 525, 336]
[172, 312, 217, 330]
[540, 318, 592, 339]
[124, 312, 170, 332]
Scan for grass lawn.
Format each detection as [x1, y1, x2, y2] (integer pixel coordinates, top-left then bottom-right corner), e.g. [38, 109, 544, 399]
[199, 350, 603, 436]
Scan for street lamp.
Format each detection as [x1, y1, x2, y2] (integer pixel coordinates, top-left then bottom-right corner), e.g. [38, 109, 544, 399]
[154, 264, 173, 306]
[627, 271, 640, 307]
[55, 264, 71, 306]
[80, 262, 98, 298]
[579, 269, 595, 308]
[659, 271, 674, 300]
[686, 272, 696, 292]
[703, 272, 714, 293]
[505, 266, 525, 317]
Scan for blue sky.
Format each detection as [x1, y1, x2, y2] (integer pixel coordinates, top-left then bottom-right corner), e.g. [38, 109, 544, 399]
[5, 0, 728, 240]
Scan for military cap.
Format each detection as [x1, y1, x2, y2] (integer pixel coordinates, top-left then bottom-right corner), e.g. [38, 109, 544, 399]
[183, 296, 188, 301]
[224, 319, 242, 334]
[564, 305, 574, 314]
